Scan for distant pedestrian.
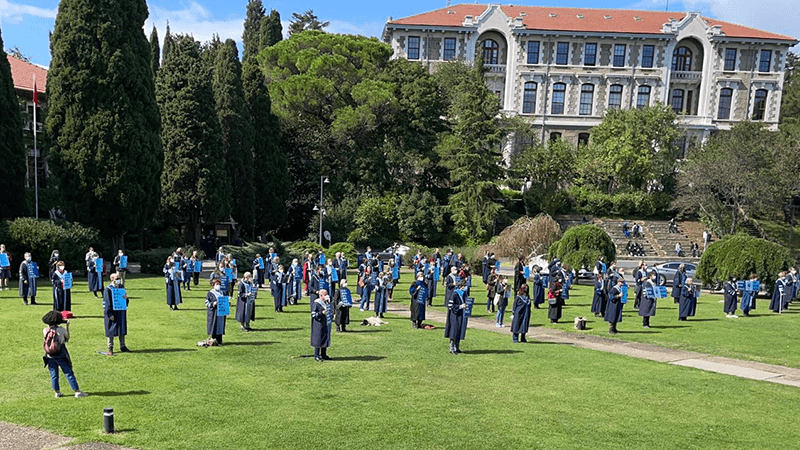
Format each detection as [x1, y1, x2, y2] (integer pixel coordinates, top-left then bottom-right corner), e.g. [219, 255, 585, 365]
[42, 310, 88, 398]
[723, 276, 739, 318]
[311, 289, 332, 362]
[19, 252, 39, 305]
[510, 285, 531, 341]
[605, 278, 625, 334]
[0, 243, 11, 290]
[102, 273, 129, 355]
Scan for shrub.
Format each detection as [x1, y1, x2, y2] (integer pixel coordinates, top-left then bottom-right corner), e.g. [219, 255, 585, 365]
[328, 242, 357, 262]
[487, 214, 562, 259]
[522, 188, 571, 217]
[284, 241, 324, 267]
[221, 243, 271, 271]
[1, 218, 99, 272]
[128, 246, 205, 275]
[548, 224, 615, 270]
[696, 235, 793, 293]
[567, 186, 670, 218]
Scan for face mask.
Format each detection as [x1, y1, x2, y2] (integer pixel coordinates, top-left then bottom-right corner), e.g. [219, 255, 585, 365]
[58, 267, 65, 273]
[54, 253, 59, 258]
[214, 285, 221, 292]
[26, 257, 31, 262]
[114, 279, 121, 286]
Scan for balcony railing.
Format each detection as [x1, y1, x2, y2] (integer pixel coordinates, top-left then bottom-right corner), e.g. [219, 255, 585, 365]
[485, 64, 506, 74]
[671, 71, 702, 80]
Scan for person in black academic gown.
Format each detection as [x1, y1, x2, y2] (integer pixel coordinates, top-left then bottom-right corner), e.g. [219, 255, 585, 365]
[678, 277, 698, 321]
[723, 276, 739, 318]
[605, 278, 625, 334]
[513, 257, 526, 294]
[19, 252, 38, 305]
[590, 273, 605, 317]
[51, 262, 72, 312]
[163, 256, 182, 311]
[444, 281, 467, 354]
[236, 272, 256, 331]
[633, 260, 646, 310]
[102, 273, 129, 355]
[547, 276, 564, 324]
[48, 250, 60, 280]
[531, 266, 545, 309]
[310, 289, 332, 362]
[333, 279, 352, 332]
[769, 272, 787, 313]
[206, 279, 226, 344]
[672, 264, 686, 304]
[511, 284, 531, 343]
[444, 266, 458, 307]
[409, 273, 427, 329]
[639, 272, 658, 328]
[486, 267, 498, 313]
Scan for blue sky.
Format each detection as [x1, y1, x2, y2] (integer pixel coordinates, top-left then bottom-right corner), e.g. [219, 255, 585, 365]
[1, 0, 798, 67]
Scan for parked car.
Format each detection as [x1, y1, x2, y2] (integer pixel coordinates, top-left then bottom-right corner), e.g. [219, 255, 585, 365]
[652, 261, 697, 286]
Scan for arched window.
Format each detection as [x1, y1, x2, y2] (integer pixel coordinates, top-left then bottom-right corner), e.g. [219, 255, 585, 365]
[608, 84, 623, 109]
[522, 82, 537, 114]
[481, 39, 499, 65]
[752, 89, 768, 121]
[636, 85, 651, 109]
[718, 88, 733, 120]
[579, 84, 594, 116]
[551, 83, 566, 115]
[671, 89, 685, 113]
[672, 46, 692, 71]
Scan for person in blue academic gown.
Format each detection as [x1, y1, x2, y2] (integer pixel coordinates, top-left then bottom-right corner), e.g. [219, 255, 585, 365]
[51, 262, 72, 312]
[189, 251, 201, 286]
[289, 259, 303, 305]
[87, 252, 102, 298]
[373, 272, 388, 318]
[358, 265, 373, 311]
[337, 252, 348, 282]
[511, 284, 531, 342]
[19, 252, 38, 305]
[333, 279, 352, 332]
[310, 289, 332, 362]
[723, 276, 739, 318]
[409, 273, 427, 329]
[639, 272, 658, 328]
[444, 281, 467, 354]
[163, 256, 182, 311]
[272, 265, 286, 313]
[444, 266, 458, 307]
[425, 262, 438, 306]
[605, 278, 625, 334]
[206, 279, 226, 344]
[531, 266, 545, 309]
[236, 272, 256, 331]
[740, 274, 758, 316]
[672, 264, 686, 304]
[102, 273, 129, 355]
[633, 260, 646, 309]
[590, 273, 605, 317]
[253, 254, 266, 289]
[769, 272, 787, 313]
[678, 278, 698, 320]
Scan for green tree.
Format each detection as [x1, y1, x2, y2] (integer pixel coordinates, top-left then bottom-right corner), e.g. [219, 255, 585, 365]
[212, 39, 255, 234]
[162, 22, 173, 64]
[780, 51, 799, 125]
[347, 195, 399, 249]
[263, 9, 283, 48]
[157, 34, 229, 245]
[46, 0, 163, 250]
[433, 60, 504, 244]
[397, 188, 445, 243]
[149, 25, 160, 76]
[0, 27, 26, 219]
[288, 9, 329, 36]
[696, 234, 792, 292]
[548, 224, 615, 270]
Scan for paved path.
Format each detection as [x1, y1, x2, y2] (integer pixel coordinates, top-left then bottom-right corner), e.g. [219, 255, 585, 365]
[0, 422, 136, 450]
[384, 299, 800, 388]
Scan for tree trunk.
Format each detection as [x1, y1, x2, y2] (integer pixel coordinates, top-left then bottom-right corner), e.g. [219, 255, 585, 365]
[193, 211, 202, 248]
[111, 232, 126, 255]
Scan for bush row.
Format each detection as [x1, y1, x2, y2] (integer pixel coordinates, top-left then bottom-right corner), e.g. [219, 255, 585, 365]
[0, 218, 99, 273]
[696, 235, 793, 293]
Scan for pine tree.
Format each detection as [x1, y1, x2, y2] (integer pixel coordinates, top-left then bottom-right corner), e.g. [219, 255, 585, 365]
[288, 9, 329, 36]
[162, 22, 173, 64]
[46, 0, 163, 250]
[0, 26, 27, 219]
[242, 0, 265, 62]
[157, 34, 230, 245]
[212, 39, 255, 234]
[263, 9, 283, 48]
[149, 25, 160, 76]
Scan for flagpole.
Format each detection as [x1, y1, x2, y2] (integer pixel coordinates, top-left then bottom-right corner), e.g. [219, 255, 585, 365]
[33, 75, 39, 220]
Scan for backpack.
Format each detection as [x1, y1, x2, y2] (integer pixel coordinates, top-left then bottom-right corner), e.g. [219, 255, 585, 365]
[43, 327, 61, 355]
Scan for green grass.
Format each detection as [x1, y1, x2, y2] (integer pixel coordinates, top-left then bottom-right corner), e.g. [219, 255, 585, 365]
[2, 274, 800, 449]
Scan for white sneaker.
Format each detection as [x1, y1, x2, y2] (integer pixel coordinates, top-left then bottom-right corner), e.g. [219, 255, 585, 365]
[725, 314, 732, 318]
[731, 315, 738, 318]
[54, 392, 63, 398]
[75, 391, 88, 398]
[359, 308, 364, 311]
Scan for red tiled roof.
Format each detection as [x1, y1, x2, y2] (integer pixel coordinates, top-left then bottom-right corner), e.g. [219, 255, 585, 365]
[388, 4, 797, 42]
[7, 54, 47, 93]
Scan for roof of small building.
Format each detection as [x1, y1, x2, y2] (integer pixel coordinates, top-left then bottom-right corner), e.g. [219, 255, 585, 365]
[7, 54, 47, 94]
[388, 4, 797, 42]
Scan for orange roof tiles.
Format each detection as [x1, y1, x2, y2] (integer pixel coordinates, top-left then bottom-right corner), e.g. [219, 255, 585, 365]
[388, 4, 797, 42]
[7, 54, 47, 93]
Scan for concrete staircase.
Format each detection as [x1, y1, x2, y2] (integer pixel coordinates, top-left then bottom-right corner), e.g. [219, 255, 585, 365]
[597, 219, 659, 257]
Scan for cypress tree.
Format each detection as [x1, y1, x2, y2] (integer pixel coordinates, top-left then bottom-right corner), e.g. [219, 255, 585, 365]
[263, 9, 283, 48]
[212, 39, 255, 234]
[149, 25, 160, 76]
[162, 22, 173, 64]
[46, 0, 162, 250]
[157, 34, 230, 245]
[242, 0, 265, 62]
[0, 26, 27, 219]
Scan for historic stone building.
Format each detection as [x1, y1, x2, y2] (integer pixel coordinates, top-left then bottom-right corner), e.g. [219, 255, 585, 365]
[7, 54, 47, 188]
[382, 4, 797, 153]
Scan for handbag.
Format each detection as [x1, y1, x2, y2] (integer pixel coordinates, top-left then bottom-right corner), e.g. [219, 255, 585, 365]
[493, 293, 501, 306]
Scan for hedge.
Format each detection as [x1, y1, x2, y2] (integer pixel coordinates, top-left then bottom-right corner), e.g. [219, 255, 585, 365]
[128, 246, 205, 275]
[696, 235, 793, 293]
[0, 218, 99, 273]
[548, 224, 615, 271]
[328, 242, 357, 263]
[567, 186, 671, 217]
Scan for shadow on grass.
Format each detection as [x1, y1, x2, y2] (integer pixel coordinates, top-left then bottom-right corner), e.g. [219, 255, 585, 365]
[619, 330, 661, 334]
[249, 327, 302, 332]
[130, 348, 197, 354]
[332, 355, 386, 361]
[91, 390, 150, 397]
[653, 325, 691, 329]
[224, 341, 279, 346]
[687, 318, 720, 322]
[76, 316, 105, 319]
[174, 308, 207, 311]
[350, 328, 392, 333]
[461, 349, 523, 355]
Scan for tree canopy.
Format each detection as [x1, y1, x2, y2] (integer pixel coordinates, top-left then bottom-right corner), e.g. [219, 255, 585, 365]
[288, 9, 329, 36]
[0, 26, 27, 219]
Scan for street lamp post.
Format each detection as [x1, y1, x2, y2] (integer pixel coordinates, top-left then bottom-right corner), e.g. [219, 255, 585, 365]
[314, 176, 330, 246]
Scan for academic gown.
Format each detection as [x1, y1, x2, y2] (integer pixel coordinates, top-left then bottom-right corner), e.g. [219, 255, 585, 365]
[769, 279, 785, 312]
[444, 274, 457, 305]
[514, 262, 525, 293]
[741, 281, 758, 313]
[163, 264, 182, 307]
[532, 273, 545, 307]
[723, 281, 738, 314]
[482, 257, 489, 285]
[672, 271, 685, 303]
[604, 286, 624, 324]
[409, 281, 427, 322]
[510, 295, 532, 335]
[425, 270, 437, 302]
[206, 290, 226, 337]
[272, 271, 286, 311]
[236, 281, 256, 325]
[51, 271, 72, 311]
[310, 299, 330, 349]
[333, 288, 351, 326]
[678, 285, 698, 318]
[87, 260, 102, 293]
[638, 281, 657, 317]
[102, 284, 127, 338]
[547, 285, 564, 322]
[590, 280, 606, 315]
[444, 289, 466, 342]
[374, 280, 388, 314]
[19, 261, 37, 299]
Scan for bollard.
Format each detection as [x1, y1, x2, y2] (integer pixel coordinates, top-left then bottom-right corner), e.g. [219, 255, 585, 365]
[103, 408, 115, 434]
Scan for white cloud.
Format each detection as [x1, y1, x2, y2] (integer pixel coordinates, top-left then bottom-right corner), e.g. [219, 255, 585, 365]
[0, 0, 57, 24]
[145, 0, 244, 48]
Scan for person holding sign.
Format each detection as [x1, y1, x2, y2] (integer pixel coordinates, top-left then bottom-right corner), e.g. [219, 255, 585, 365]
[206, 279, 227, 344]
[678, 278, 699, 321]
[605, 278, 625, 334]
[672, 264, 687, 304]
[373, 272, 388, 318]
[236, 272, 256, 331]
[590, 273, 606, 317]
[190, 251, 201, 287]
[163, 256, 182, 311]
[740, 274, 759, 316]
[102, 274, 129, 355]
[511, 285, 531, 342]
[113, 250, 129, 286]
[769, 272, 787, 313]
[0, 244, 11, 291]
[253, 254, 266, 288]
[310, 289, 332, 362]
[19, 252, 39, 305]
[333, 279, 353, 332]
[445, 280, 468, 354]
[87, 252, 103, 298]
[444, 266, 458, 307]
[272, 265, 287, 313]
[531, 266, 545, 309]
[48, 250, 60, 280]
[547, 275, 564, 324]
[723, 276, 739, 319]
[639, 272, 659, 328]
[51, 262, 72, 312]
[409, 273, 427, 329]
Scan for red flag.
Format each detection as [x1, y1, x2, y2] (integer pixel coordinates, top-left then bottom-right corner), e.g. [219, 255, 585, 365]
[33, 79, 38, 105]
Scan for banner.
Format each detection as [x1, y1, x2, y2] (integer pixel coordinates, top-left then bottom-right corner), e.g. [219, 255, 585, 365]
[220, 277, 229, 293]
[417, 283, 428, 304]
[340, 288, 353, 307]
[225, 268, 233, 281]
[659, 286, 668, 298]
[392, 267, 399, 280]
[524, 267, 530, 279]
[119, 256, 128, 269]
[217, 296, 230, 316]
[331, 268, 339, 282]
[434, 267, 440, 281]
[95, 258, 104, 273]
[191, 261, 199, 272]
[111, 288, 127, 311]
[258, 257, 265, 269]
[495, 261, 500, 270]
[319, 254, 326, 265]
[737, 281, 746, 291]
[28, 262, 39, 278]
[294, 266, 303, 280]
[543, 275, 549, 288]
[174, 261, 180, 271]
[63, 272, 73, 290]
[465, 296, 475, 317]
[0, 253, 8, 267]
[620, 285, 629, 304]
[746, 280, 760, 292]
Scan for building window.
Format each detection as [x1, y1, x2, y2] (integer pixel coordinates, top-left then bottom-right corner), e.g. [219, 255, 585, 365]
[671, 89, 685, 113]
[641, 45, 655, 68]
[556, 42, 569, 65]
[527, 41, 540, 64]
[752, 89, 768, 120]
[482, 39, 499, 65]
[613, 44, 626, 67]
[578, 133, 590, 146]
[407, 36, 420, 60]
[443, 38, 456, 60]
[522, 82, 537, 114]
[759, 50, 772, 73]
[636, 85, 651, 109]
[584, 43, 597, 66]
[579, 84, 594, 116]
[672, 46, 692, 71]
[551, 83, 566, 114]
[724, 48, 737, 71]
[550, 132, 562, 142]
[608, 84, 623, 109]
[718, 88, 733, 119]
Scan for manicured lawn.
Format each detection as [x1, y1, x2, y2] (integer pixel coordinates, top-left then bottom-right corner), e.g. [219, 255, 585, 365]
[1, 274, 800, 449]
